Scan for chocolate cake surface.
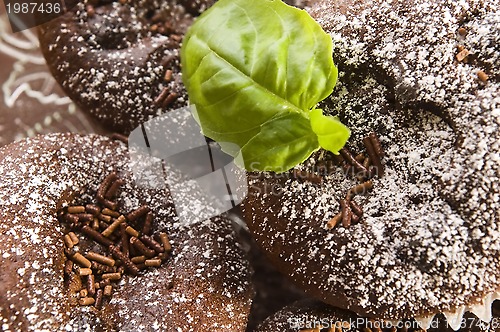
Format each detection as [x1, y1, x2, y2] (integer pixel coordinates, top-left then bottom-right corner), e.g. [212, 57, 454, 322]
[0, 133, 253, 331]
[242, 0, 500, 326]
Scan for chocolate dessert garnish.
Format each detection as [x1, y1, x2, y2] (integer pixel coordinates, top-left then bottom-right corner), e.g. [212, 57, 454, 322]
[292, 169, 323, 184]
[72, 253, 92, 268]
[102, 208, 120, 218]
[349, 180, 374, 197]
[87, 274, 96, 296]
[101, 272, 121, 281]
[350, 200, 363, 218]
[145, 259, 162, 267]
[108, 245, 140, 276]
[97, 173, 118, 201]
[101, 215, 125, 237]
[478, 70, 489, 82]
[91, 261, 115, 274]
[81, 225, 114, 247]
[68, 232, 79, 245]
[355, 153, 365, 163]
[64, 234, 74, 249]
[91, 218, 100, 230]
[79, 297, 95, 306]
[65, 214, 80, 225]
[78, 268, 92, 276]
[368, 133, 384, 158]
[324, 133, 385, 230]
[154, 87, 170, 106]
[456, 48, 470, 62]
[126, 205, 150, 222]
[164, 69, 173, 82]
[131, 256, 146, 264]
[363, 137, 384, 177]
[125, 225, 140, 238]
[143, 212, 154, 235]
[97, 213, 112, 223]
[86, 252, 115, 267]
[340, 199, 352, 228]
[362, 157, 371, 170]
[163, 92, 179, 107]
[103, 285, 113, 297]
[68, 206, 85, 214]
[326, 212, 342, 230]
[131, 237, 156, 258]
[340, 147, 369, 176]
[159, 232, 172, 252]
[78, 213, 95, 223]
[105, 179, 125, 200]
[64, 260, 74, 276]
[140, 235, 165, 254]
[120, 223, 130, 256]
[95, 289, 104, 309]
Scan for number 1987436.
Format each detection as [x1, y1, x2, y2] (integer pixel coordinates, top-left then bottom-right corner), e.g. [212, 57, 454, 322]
[6, 2, 61, 14]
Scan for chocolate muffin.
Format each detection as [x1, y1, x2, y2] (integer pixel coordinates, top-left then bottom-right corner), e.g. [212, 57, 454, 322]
[37, 0, 214, 134]
[0, 133, 253, 331]
[242, 0, 499, 328]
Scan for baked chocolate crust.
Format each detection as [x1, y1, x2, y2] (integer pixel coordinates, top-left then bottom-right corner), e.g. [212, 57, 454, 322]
[242, 0, 499, 321]
[37, 0, 212, 134]
[0, 133, 253, 331]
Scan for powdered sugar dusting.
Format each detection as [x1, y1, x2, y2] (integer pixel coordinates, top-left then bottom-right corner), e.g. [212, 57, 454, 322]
[37, 0, 202, 134]
[243, 0, 499, 322]
[0, 133, 252, 331]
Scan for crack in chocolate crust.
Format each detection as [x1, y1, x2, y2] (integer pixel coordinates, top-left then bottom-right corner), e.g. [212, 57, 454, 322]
[242, 0, 499, 322]
[37, 0, 215, 134]
[0, 133, 253, 331]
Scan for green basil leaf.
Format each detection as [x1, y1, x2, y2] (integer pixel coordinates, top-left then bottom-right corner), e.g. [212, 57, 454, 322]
[236, 113, 319, 172]
[181, 0, 347, 172]
[309, 109, 351, 154]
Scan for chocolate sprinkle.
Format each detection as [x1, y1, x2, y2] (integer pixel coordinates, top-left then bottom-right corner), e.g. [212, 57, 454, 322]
[340, 147, 369, 176]
[143, 212, 153, 235]
[350, 200, 363, 218]
[57, 173, 173, 310]
[126, 205, 150, 222]
[81, 226, 114, 247]
[363, 137, 384, 177]
[340, 199, 352, 228]
[130, 237, 156, 258]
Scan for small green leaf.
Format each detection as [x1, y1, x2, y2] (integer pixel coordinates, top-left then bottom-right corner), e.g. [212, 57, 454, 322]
[309, 109, 350, 154]
[181, 0, 347, 172]
[237, 113, 319, 172]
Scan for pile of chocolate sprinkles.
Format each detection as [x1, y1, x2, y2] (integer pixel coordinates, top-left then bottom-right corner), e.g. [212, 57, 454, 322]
[59, 172, 172, 309]
[325, 132, 385, 230]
